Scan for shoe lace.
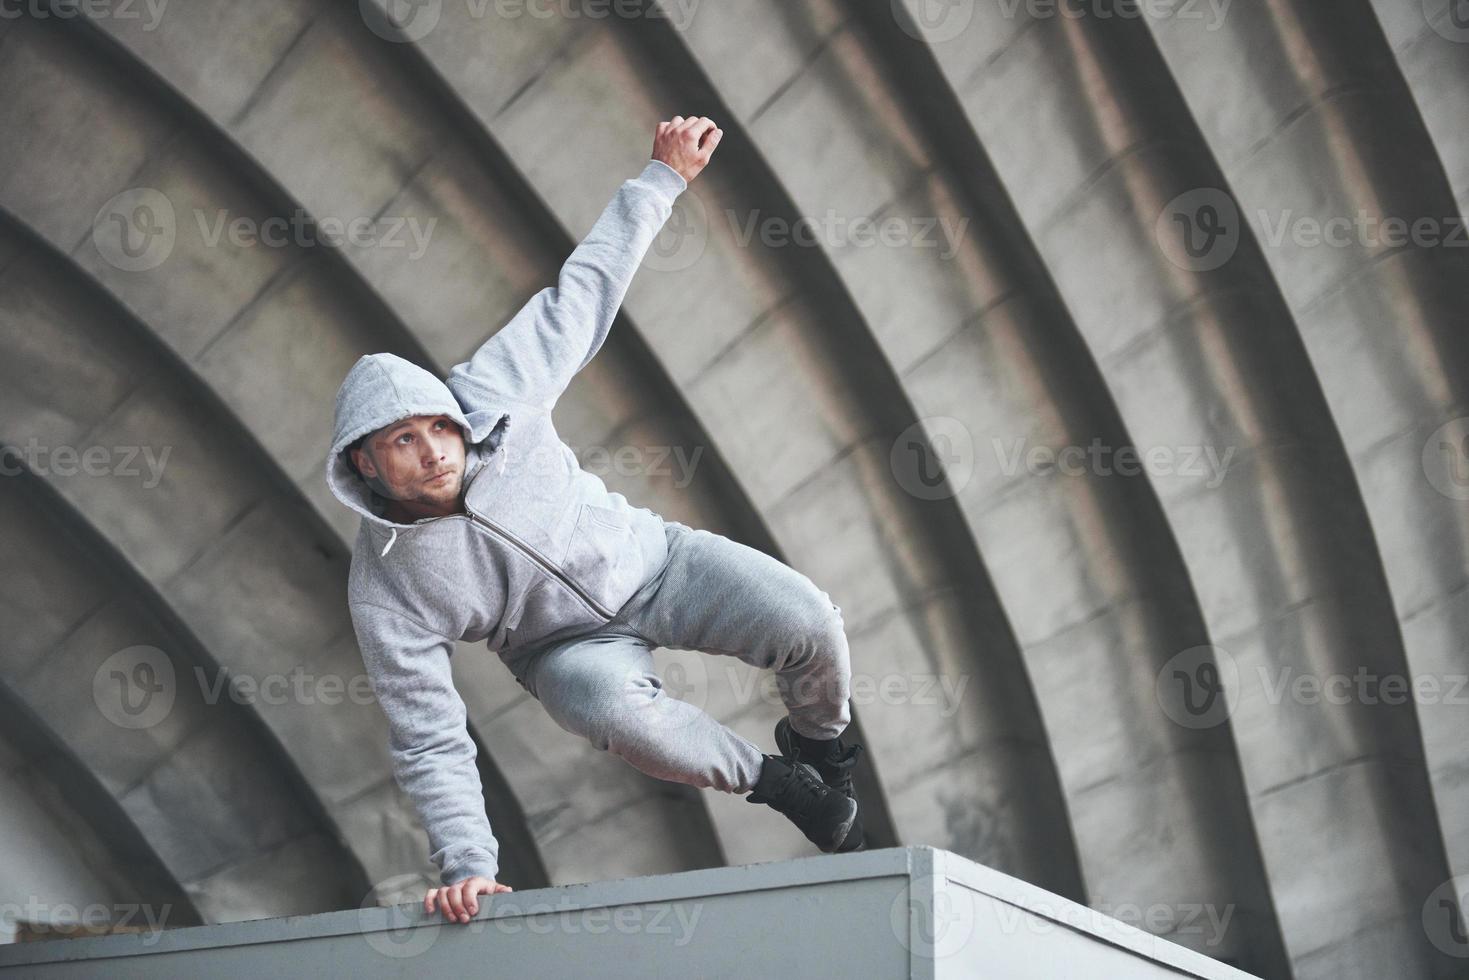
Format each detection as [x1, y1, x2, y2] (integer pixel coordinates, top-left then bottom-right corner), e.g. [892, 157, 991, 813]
[819, 744, 862, 797]
[773, 759, 829, 815]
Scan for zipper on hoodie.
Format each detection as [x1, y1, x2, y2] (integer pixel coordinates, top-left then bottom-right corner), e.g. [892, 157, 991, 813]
[464, 507, 616, 621]
[378, 444, 619, 620]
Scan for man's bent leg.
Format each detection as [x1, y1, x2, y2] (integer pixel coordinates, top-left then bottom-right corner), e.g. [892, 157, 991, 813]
[617, 522, 853, 742]
[511, 630, 766, 794]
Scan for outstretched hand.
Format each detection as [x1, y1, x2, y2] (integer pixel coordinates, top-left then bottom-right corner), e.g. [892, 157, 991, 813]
[425, 875, 513, 924]
[652, 115, 723, 184]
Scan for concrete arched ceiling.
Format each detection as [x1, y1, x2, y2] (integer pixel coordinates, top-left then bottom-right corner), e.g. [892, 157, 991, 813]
[1, 1, 1465, 976]
[0, 459, 357, 921]
[1144, 0, 1469, 894]
[908, 2, 1463, 976]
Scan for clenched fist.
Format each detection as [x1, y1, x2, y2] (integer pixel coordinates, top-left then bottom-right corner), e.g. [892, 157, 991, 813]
[425, 874, 513, 924]
[652, 115, 723, 184]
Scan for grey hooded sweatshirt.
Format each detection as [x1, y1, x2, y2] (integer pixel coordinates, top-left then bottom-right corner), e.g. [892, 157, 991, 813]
[325, 158, 687, 885]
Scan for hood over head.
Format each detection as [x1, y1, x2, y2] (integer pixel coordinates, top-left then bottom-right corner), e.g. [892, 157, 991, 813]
[326, 353, 508, 556]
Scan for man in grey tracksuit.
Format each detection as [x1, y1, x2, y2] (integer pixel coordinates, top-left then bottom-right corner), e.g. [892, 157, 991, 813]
[326, 117, 864, 925]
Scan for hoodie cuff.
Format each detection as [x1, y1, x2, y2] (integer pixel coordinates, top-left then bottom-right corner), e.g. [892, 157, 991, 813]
[442, 853, 500, 886]
[640, 158, 687, 200]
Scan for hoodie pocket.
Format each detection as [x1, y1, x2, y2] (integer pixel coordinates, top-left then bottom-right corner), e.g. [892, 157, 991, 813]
[560, 503, 645, 616]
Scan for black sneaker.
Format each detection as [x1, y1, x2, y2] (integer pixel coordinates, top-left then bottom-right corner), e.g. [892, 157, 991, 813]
[773, 717, 864, 803]
[745, 754, 860, 853]
[774, 718, 865, 851]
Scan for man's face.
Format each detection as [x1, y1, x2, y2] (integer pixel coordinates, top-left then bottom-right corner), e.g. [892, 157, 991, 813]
[351, 414, 467, 512]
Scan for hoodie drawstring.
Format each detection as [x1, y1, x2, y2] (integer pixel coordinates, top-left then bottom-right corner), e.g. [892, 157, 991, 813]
[381, 526, 398, 557]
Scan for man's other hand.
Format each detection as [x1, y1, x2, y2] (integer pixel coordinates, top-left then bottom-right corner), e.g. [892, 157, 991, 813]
[425, 875, 513, 924]
[652, 116, 722, 183]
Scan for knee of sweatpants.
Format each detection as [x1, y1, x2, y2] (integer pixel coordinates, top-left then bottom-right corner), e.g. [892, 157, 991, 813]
[549, 662, 664, 747]
[791, 582, 851, 672]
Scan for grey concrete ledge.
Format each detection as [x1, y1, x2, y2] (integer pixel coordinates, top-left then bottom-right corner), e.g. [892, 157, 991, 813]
[1, 846, 1258, 978]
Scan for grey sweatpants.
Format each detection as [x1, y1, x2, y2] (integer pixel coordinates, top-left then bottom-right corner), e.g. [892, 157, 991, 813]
[498, 520, 853, 795]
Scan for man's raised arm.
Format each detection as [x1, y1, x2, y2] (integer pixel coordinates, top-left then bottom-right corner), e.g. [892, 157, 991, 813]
[447, 116, 722, 414]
